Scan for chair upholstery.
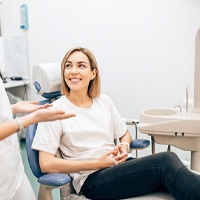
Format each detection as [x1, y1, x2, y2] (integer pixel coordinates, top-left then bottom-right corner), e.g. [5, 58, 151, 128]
[26, 123, 72, 187]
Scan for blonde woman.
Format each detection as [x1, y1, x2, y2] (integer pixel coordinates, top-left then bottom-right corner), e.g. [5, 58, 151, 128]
[33, 47, 200, 200]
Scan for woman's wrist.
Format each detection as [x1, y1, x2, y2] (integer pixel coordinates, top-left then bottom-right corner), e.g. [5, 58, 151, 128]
[120, 142, 130, 152]
[91, 159, 102, 170]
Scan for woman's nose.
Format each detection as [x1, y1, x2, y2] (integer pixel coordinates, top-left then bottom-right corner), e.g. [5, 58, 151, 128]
[71, 66, 78, 74]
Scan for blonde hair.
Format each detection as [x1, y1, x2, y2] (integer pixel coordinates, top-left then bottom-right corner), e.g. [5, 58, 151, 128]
[61, 47, 101, 98]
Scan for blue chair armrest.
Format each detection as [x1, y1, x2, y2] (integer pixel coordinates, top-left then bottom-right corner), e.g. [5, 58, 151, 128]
[38, 173, 72, 187]
[130, 139, 150, 149]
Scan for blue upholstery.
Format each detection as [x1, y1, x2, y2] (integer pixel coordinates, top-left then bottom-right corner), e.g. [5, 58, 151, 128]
[26, 123, 43, 178]
[39, 173, 71, 187]
[130, 139, 150, 149]
[26, 96, 72, 188]
[33, 81, 61, 99]
[26, 123, 72, 187]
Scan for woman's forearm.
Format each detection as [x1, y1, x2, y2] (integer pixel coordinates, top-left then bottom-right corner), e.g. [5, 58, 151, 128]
[39, 148, 121, 174]
[39, 151, 102, 174]
[119, 130, 132, 152]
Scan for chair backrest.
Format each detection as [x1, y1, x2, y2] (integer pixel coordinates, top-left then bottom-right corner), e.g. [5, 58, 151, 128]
[26, 63, 61, 179]
[32, 63, 61, 99]
[26, 123, 44, 178]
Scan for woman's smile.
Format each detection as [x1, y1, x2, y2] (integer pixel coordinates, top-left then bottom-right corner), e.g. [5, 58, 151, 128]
[64, 51, 97, 92]
[69, 78, 82, 83]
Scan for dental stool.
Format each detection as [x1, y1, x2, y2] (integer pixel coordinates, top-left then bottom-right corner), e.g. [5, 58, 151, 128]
[26, 63, 174, 200]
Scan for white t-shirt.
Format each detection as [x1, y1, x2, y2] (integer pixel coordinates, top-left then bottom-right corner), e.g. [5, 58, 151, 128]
[32, 94, 127, 194]
[0, 79, 24, 200]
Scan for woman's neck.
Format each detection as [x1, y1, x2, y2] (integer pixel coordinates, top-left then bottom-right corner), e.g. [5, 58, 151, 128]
[66, 92, 93, 108]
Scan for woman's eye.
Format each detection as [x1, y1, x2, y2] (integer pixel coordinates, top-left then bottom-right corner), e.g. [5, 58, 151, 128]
[65, 64, 71, 68]
[79, 64, 85, 68]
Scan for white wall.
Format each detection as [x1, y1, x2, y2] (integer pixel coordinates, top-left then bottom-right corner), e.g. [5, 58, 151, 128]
[1, 0, 200, 161]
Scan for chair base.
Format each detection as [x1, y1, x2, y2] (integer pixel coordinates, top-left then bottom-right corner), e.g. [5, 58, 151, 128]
[38, 184, 54, 200]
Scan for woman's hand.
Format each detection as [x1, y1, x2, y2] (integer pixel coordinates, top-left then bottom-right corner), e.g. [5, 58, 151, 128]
[12, 101, 53, 114]
[112, 145, 128, 165]
[95, 145, 128, 169]
[95, 150, 117, 169]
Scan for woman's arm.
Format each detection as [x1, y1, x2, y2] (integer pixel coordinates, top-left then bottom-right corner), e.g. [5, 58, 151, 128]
[39, 147, 128, 174]
[119, 130, 132, 152]
[0, 109, 75, 141]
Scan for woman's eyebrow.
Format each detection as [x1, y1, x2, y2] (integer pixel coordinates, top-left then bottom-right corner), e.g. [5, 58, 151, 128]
[65, 61, 71, 66]
[77, 61, 88, 64]
[65, 61, 72, 64]
[66, 61, 87, 64]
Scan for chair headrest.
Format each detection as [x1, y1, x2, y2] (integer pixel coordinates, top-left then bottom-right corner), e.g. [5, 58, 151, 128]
[32, 63, 61, 99]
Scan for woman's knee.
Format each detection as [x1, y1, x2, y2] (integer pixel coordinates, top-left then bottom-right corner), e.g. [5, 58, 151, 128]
[156, 151, 180, 164]
[162, 151, 178, 159]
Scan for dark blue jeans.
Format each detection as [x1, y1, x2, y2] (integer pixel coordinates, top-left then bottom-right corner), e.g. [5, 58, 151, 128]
[81, 152, 200, 200]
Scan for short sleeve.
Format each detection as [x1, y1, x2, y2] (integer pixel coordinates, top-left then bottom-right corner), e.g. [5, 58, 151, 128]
[31, 120, 62, 155]
[102, 95, 127, 139]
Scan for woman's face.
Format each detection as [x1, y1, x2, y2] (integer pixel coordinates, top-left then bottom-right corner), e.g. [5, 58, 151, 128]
[64, 51, 96, 93]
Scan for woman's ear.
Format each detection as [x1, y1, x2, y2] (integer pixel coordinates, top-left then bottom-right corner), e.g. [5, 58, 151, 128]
[91, 69, 97, 80]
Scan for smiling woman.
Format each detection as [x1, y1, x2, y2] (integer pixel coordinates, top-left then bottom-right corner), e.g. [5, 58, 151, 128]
[63, 51, 97, 107]
[61, 47, 101, 100]
[31, 47, 200, 200]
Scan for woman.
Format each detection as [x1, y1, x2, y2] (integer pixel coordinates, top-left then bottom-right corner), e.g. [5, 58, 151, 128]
[0, 77, 75, 200]
[32, 47, 200, 200]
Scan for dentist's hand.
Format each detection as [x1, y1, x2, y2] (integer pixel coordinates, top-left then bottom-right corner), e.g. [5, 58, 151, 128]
[12, 101, 53, 114]
[31, 108, 76, 123]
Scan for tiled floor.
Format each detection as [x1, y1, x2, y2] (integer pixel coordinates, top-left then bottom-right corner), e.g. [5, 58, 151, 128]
[20, 138, 60, 200]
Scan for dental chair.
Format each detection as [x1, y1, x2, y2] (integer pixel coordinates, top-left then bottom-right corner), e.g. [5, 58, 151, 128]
[26, 63, 174, 200]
